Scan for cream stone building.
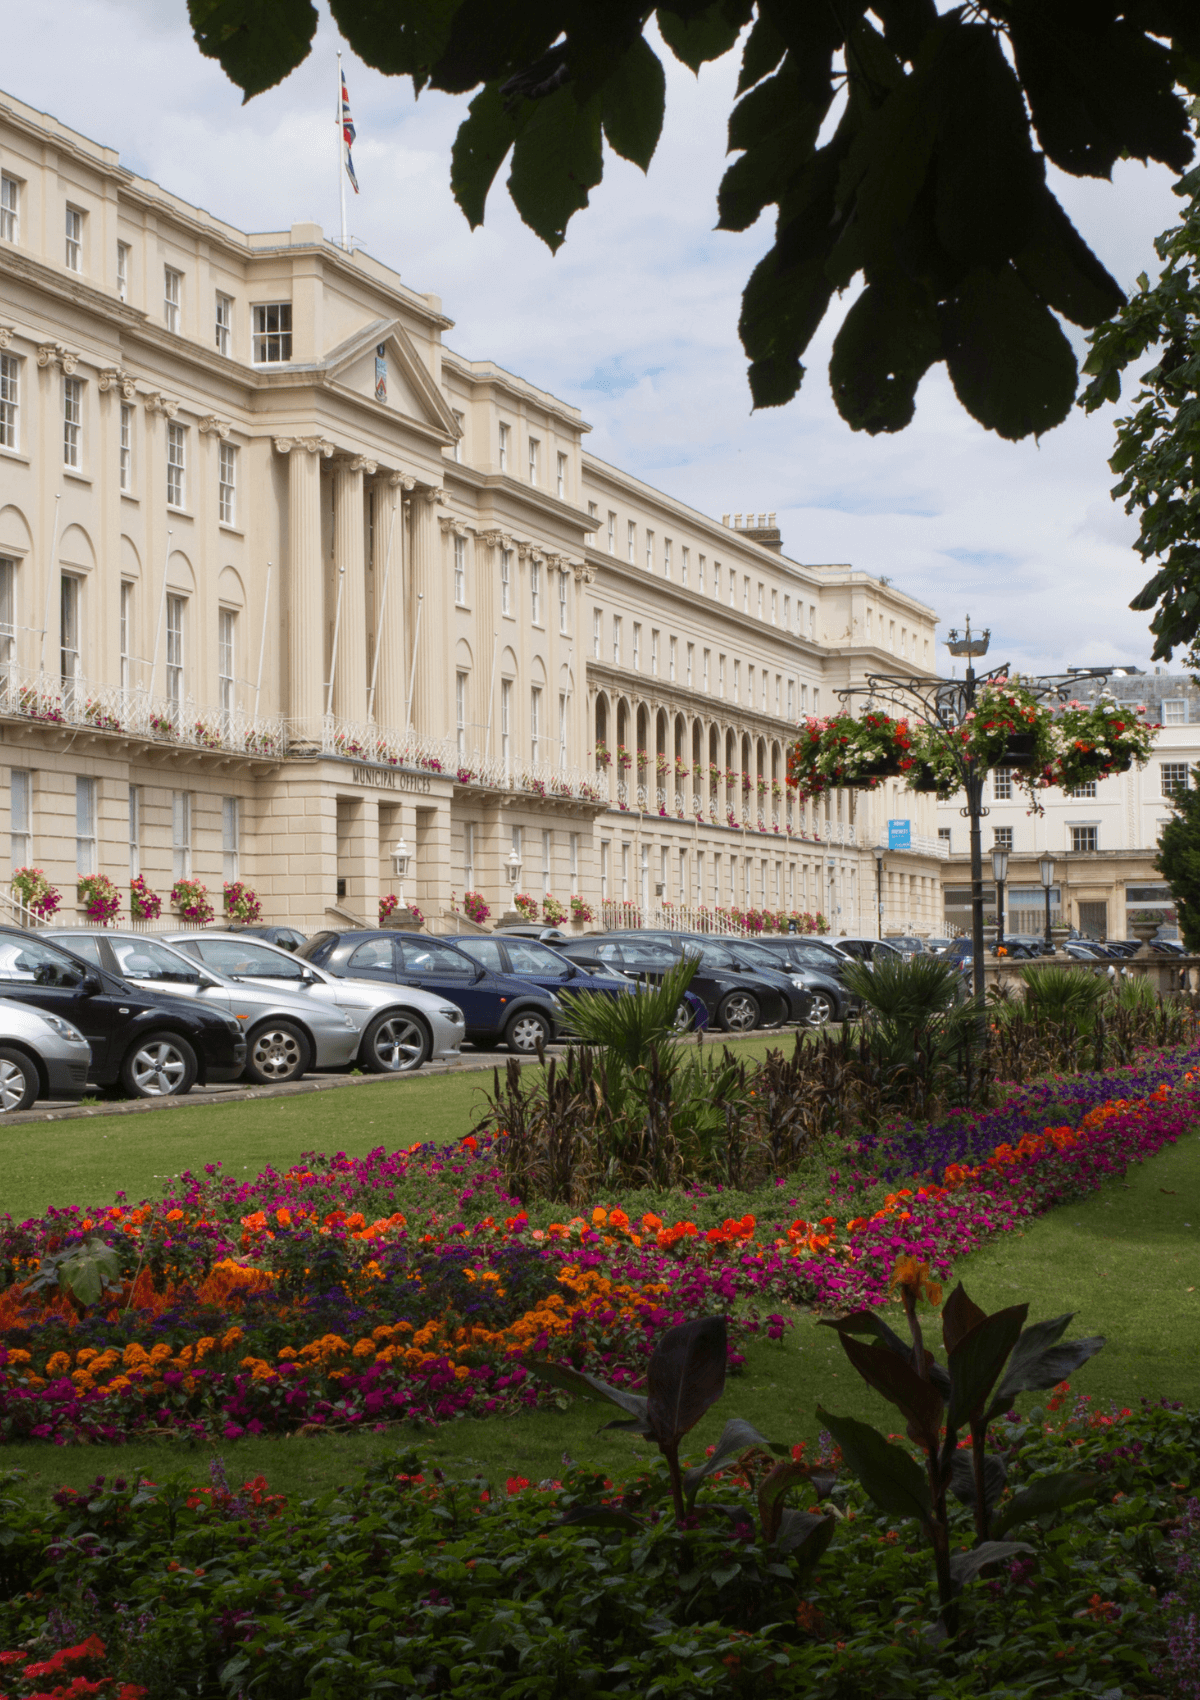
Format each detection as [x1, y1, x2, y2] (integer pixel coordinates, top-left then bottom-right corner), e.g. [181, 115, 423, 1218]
[0, 91, 945, 937]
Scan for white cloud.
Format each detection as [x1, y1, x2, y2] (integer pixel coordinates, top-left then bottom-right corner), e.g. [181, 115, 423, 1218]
[3, 0, 1188, 679]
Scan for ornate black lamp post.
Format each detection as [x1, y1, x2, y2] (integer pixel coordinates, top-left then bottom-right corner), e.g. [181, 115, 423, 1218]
[991, 845, 1009, 955]
[836, 619, 1109, 1006]
[873, 843, 885, 940]
[1039, 853, 1056, 952]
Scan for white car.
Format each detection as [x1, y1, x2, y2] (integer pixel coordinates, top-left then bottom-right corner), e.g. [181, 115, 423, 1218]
[0, 995, 93, 1113]
[164, 931, 465, 1073]
[45, 929, 360, 1085]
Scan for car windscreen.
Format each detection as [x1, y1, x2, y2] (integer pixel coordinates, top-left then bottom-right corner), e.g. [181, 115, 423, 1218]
[191, 939, 310, 979]
[504, 939, 571, 976]
[454, 938, 506, 972]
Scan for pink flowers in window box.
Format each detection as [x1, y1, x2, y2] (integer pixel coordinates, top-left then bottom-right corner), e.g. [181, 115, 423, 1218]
[171, 878, 215, 924]
[129, 876, 161, 921]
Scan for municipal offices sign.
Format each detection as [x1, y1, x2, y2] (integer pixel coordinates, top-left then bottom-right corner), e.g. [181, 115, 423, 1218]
[351, 765, 433, 793]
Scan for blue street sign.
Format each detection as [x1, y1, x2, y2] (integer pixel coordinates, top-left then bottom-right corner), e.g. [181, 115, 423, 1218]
[887, 819, 912, 850]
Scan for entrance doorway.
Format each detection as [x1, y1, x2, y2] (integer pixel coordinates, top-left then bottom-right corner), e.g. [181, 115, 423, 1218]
[1077, 900, 1107, 940]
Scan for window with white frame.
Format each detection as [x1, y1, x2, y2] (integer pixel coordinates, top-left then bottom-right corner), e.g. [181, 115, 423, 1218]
[809, 605, 816, 639]
[770, 587, 778, 624]
[119, 403, 132, 491]
[632, 623, 641, 670]
[607, 511, 616, 554]
[453, 535, 466, 605]
[60, 575, 80, 691]
[558, 690, 568, 765]
[783, 593, 790, 629]
[569, 831, 579, 883]
[558, 569, 569, 634]
[680, 546, 689, 586]
[214, 293, 232, 356]
[787, 679, 795, 719]
[218, 608, 235, 715]
[541, 828, 552, 893]
[455, 670, 467, 756]
[993, 767, 1014, 801]
[0, 557, 14, 672]
[592, 608, 601, 658]
[762, 671, 769, 711]
[172, 790, 192, 879]
[556, 451, 566, 499]
[1067, 778, 1098, 799]
[801, 681, 809, 712]
[128, 784, 140, 878]
[664, 538, 672, 578]
[163, 266, 181, 333]
[600, 839, 610, 900]
[222, 796, 240, 880]
[530, 685, 542, 762]
[499, 421, 510, 472]
[452, 411, 464, 462]
[612, 615, 622, 665]
[218, 441, 237, 525]
[627, 521, 636, 562]
[166, 421, 186, 508]
[757, 582, 764, 618]
[1163, 699, 1188, 725]
[10, 769, 31, 868]
[650, 629, 659, 676]
[621, 842, 630, 901]
[463, 821, 475, 888]
[775, 674, 781, 714]
[530, 559, 542, 623]
[718, 653, 725, 697]
[528, 437, 539, 484]
[116, 241, 129, 301]
[0, 353, 17, 450]
[1161, 762, 1190, 795]
[938, 826, 951, 849]
[119, 582, 132, 691]
[251, 302, 292, 363]
[659, 845, 668, 895]
[685, 641, 692, 685]
[0, 175, 18, 244]
[703, 648, 710, 691]
[728, 569, 736, 608]
[743, 575, 750, 612]
[733, 659, 740, 703]
[74, 776, 97, 876]
[166, 594, 185, 708]
[62, 376, 82, 468]
[645, 530, 654, 572]
[500, 679, 512, 769]
[994, 825, 1013, 850]
[1071, 824, 1099, 854]
[65, 206, 82, 272]
[500, 548, 511, 615]
[587, 501, 597, 523]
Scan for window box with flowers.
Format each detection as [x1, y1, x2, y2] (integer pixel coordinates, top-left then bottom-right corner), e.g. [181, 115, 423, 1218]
[616, 745, 633, 772]
[224, 881, 262, 924]
[594, 741, 612, 768]
[148, 713, 177, 739]
[85, 700, 122, 733]
[171, 878, 215, 924]
[194, 721, 223, 751]
[570, 895, 594, 923]
[542, 893, 567, 925]
[463, 891, 490, 925]
[77, 873, 120, 925]
[455, 766, 475, 786]
[130, 876, 162, 921]
[11, 868, 61, 921]
[513, 892, 539, 920]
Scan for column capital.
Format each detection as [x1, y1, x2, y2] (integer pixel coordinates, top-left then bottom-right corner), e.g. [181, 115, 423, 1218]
[198, 414, 232, 439]
[409, 483, 448, 507]
[347, 454, 378, 476]
[438, 513, 472, 538]
[386, 470, 416, 491]
[36, 341, 79, 374]
[99, 367, 138, 399]
[0, 327, 12, 351]
[479, 528, 511, 551]
[146, 392, 181, 419]
[273, 435, 334, 458]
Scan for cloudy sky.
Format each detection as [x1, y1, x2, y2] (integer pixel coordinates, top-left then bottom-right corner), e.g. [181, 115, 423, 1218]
[4, 1, 1188, 677]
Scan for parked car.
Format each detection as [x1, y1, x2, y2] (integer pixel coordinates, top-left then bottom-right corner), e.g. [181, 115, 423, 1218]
[925, 937, 953, 956]
[298, 931, 562, 1054]
[555, 935, 787, 1033]
[884, 935, 928, 960]
[0, 928, 246, 1097]
[226, 925, 308, 952]
[735, 936, 862, 1026]
[491, 922, 573, 945]
[166, 931, 465, 1072]
[45, 929, 359, 1085]
[671, 934, 815, 1026]
[445, 933, 709, 1033]
[0, 995, 93, 1113]
[825, 937, 904, 965]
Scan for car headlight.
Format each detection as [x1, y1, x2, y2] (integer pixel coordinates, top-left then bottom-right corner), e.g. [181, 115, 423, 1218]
[789, 976, 808, 990]
[438, 1006, 465, 1023]
[342, 1011, 357, 1028]
[37, 1013, 86, 1045]
[548, 994, 563, 1008]
[221, 1014, 244, 1036]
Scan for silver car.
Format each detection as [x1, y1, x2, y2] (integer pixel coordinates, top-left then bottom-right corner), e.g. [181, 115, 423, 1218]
[0, 995, 92, 1113]
[164, 931, 465, 1073]
[45, 929, 360, 1085]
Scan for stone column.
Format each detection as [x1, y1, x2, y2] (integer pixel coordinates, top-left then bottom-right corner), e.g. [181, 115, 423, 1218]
[332, 455, 374, 729]
[276, 436, 332, 744]
[408, 485, 447, 739]
[371, 473, 412, 738]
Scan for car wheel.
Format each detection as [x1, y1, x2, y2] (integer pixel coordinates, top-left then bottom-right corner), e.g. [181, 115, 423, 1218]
[121, 1032, 197, 1098]
[806, 991, 835, 1028]
[245, 1020, 310, 1085]
[717, 991, 759, 1033]
[360, 1011, 431, 1074]
[506, 1009, 551, 1054]
[0, 1048, 39, 1113]
[672, 1000, 694, 1033]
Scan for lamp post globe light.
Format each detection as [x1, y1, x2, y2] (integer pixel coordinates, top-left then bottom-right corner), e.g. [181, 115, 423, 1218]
[391, 838, 411, 911]
[991, 845, 1009, 954]
[1039, 853, 1056, 952]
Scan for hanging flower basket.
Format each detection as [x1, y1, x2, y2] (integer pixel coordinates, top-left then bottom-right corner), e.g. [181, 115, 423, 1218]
[77, 874, 120, 925]
[787, 710, 914, 796]
[130, 876, 161, 921]
[1051, 698, 1155, 789]
[171, 879, 215, 924]
[11, 868, 61, 921]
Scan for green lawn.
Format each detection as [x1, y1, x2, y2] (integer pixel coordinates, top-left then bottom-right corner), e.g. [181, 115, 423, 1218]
[5, 1031, 1195, 1511]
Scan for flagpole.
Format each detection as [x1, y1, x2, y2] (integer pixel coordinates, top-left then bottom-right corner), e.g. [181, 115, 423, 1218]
[337, 49, 348, 252]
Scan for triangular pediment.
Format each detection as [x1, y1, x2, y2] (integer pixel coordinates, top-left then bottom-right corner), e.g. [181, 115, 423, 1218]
[323, 317, 460, 442]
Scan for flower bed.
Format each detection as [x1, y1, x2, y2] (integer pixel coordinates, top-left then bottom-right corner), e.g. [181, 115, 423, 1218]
[2, 1046, 1199, 1445]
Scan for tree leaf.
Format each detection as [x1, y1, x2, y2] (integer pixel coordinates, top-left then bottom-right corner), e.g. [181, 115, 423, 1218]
[775, 1506, 836, 1563]
[985, 1314, 1105, 1422]
[682, 1416, 777, 1512]
[949, 1449, 1008, 1514]
[328, 0, 456, 85]
[451, 82, 520, 230]
[656, 1, 751, 74]
[506, 84, 605, 251]
[948, 1539, 1033, 1590]
[990, 1471, 1101, 1539]
[829, 271, 941, 434]
[939, 264, 1078, 440]
[837, 1334, 944, 1446]
[601, 36, 666, 171]
[559, 1504, 644, 1533]
[817, 1408, 931, 1523]
[645, 1316, 727, 1448]
[1012, 183, 1125, 329]
[188, 0, 318, 100]
[946, 1304, 1028, 1432]
[941, 1283, 987, 1355]
[736, 9, 786, 94]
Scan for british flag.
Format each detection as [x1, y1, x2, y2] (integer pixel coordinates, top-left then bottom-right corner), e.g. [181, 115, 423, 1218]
[340, 70, 359, 194]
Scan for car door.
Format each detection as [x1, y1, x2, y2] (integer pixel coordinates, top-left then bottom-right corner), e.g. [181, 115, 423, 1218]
[395, 937, 489, 1029]
[502, 937, 575, 996]
[0, 933, 124, 1072]
[342, 935, 401, 986]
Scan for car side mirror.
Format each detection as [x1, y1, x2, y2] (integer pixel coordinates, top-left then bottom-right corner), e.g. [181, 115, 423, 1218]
[474, 964, 487, 982]
[80, 973, 102, 996]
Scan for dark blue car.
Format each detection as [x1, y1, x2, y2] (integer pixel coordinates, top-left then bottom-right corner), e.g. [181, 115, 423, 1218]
[299, 930, 562, 1054]
[445, 934, 710, 1034]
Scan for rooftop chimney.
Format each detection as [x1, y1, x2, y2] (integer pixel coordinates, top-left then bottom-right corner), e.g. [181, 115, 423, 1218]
[723, 509, 783, 552]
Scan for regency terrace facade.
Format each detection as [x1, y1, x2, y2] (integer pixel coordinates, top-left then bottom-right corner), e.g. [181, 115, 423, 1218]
[0, 91, 945, 938]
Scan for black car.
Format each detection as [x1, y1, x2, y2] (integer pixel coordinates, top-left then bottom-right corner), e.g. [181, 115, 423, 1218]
[663, 934, 814, 1026]
[555, 934, 787, 1033]
[734, 935, 862, 1026]
[0, 928, 247, 1097]
[227, 925, 308, 952]
[299, 930, 563, 1053]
